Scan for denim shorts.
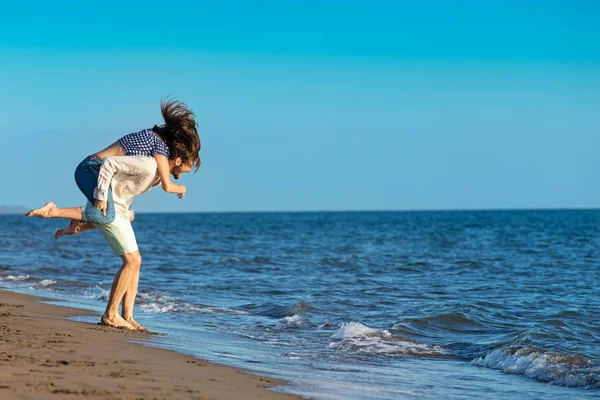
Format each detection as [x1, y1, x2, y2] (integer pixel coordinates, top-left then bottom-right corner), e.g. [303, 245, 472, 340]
[74, 156, 116, 224]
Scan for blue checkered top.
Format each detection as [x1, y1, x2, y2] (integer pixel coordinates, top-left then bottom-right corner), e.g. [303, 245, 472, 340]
[118, 128, 170, 158]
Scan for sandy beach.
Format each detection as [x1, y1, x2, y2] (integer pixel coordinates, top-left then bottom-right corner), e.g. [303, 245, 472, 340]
[0, 289, 304, 400]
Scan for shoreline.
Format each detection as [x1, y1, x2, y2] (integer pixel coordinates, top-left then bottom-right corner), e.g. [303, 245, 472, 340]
[0, 288, 305, 399]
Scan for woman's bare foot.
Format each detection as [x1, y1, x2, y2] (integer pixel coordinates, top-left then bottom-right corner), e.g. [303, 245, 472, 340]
[100, 314, 135, 330]
[124, 317, 148, 332]
[54, 219, 83, 239]
[25, 202, 57, 218]
[54, 226, 77, 239]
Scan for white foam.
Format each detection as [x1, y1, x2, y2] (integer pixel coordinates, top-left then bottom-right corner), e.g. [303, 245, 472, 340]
[330, 322, 446, 356]
[223, 257, 245, 263]
[138, 292, 179, 313]
[4, 275, 31, 281]
[333, 321, 392, 339]
[35, 279, 56, 287]
[471, 347, 600, 388]
[82, 285, 110, 301]
[140, 302, 178, 313]
[136, 291, 248, 315]
[279, 315, 306, 328]
[284, 352, 303, 360]
[210, 307, 248, 316]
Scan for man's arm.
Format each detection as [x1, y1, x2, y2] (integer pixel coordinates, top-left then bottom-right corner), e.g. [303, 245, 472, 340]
[94, 156, 148, 201]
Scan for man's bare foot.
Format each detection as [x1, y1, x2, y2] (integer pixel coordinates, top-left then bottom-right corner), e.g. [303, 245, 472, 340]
[25, 202, 57, 218]
[100, 314, 135, 330]
[124, 317, 148, 332]
[54, 220, 83, 239]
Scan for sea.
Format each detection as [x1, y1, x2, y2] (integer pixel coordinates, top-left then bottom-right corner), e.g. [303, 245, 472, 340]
[1, 210, 599, 399]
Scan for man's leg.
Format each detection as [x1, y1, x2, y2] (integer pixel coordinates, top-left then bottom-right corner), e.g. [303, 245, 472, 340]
[101, 251, 142, 330]
[121, 211, 144, 330]
[25, 202, 82, 220]
[121, 267, 146, 331]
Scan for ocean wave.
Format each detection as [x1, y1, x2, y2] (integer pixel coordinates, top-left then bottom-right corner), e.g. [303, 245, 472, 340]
[332, 321, 392, 340]
[79, 285, 247, 315]
[136, 292, 247, 315]
[2, 274, 60, 291]
[278, 315, 308, 329]
[329, 322, 446, 357]
[287, 300, 317, 315]
[32, 279, 56, 288]
[405, 260, 430, 267]
[318, 322, 337, 329]
[3, 275, 32, 281]
[245, 300, 317, 318]
[222, 256, 247, 264]
[471, 346, 600, 388]
[82, 285, 110, 301]
[318, 256, 360, 267]
[418, 312, 485, 330]
[137, 292, 179, 312]
[222, 256, 275, 265]
[396, 311, 492, 337]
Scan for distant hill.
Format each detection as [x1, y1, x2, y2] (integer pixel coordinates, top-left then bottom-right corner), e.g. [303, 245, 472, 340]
[0, 205, 28, 215]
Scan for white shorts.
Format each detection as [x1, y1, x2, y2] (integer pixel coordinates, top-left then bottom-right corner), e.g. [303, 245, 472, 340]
[93, 212, 138, 256]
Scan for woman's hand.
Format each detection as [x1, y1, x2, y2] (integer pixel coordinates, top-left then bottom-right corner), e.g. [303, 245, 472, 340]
[178, 184, 187, 199]
[94, 200, 108, 216]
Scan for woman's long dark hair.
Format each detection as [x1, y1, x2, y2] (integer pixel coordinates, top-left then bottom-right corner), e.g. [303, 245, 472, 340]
[153, 99, 201, 170]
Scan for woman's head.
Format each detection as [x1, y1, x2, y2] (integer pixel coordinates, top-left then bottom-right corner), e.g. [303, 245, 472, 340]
[153, 99, 201, 171]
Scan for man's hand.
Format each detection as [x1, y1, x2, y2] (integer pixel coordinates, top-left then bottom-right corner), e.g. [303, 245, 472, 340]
[94, 200, 108, 216]
[178, 184, 187, 199]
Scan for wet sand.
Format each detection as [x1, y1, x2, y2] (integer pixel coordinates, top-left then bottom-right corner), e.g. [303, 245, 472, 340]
[0, 289, 304, 399]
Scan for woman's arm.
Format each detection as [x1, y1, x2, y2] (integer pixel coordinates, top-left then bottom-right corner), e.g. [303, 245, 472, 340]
[154, 154, 186, 198]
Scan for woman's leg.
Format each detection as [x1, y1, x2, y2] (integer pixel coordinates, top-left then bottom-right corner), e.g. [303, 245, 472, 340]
[26, 156, 116, 223]
[54, 220, 96, 239]
[25, 202, 83, 220]
[74, 157, 116, 224]
[54, 208, 134, 240]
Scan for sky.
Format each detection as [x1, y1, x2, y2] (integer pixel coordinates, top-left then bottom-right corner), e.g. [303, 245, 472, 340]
[1, 1, 599, 212]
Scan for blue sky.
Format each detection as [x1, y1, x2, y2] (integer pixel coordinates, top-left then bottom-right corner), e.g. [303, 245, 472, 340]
[1, 1, 599, 212]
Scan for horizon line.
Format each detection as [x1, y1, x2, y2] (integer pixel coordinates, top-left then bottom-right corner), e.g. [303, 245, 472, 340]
[3, 206, 600, 216]
[129, 206, 600, 214]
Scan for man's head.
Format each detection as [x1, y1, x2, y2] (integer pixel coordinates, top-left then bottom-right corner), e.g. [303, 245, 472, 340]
[169, 157, 193, 180]
[168, 139, 200, 179]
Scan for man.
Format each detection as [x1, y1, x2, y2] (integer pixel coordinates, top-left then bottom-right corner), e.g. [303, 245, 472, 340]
[26, 154, 194, 331]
